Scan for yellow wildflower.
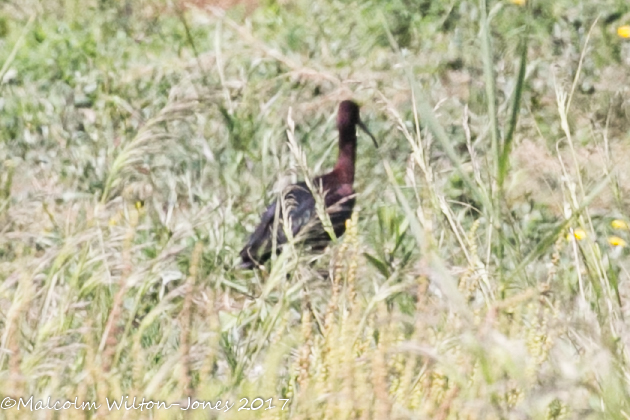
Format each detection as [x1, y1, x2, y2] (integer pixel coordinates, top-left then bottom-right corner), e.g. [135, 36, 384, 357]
[608, 236, 627, 247]
[611, 219, 629, 230]
[135, 200, 144, 210]
[510, 0, 526, 5]
[618, 26, 630, 39]
[567, 228, 587, 241]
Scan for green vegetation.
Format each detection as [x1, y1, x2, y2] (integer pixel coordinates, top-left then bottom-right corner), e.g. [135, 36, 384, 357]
[1, 0, 630, 418]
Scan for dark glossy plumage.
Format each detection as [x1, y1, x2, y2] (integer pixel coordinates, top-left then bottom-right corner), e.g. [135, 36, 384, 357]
[239, 100, 376, 269]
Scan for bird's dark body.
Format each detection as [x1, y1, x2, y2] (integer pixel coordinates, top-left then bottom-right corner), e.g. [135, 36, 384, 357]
[239, 179, 355, 269]
[239, 100, 376, 269]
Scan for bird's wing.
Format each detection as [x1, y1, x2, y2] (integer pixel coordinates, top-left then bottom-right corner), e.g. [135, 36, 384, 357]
[239, 182, 356, 268]
[239, 199, 280, 268]
[239, 182, 312, 267]
[291, 183, 356, 246]
[285, 183, 317, 237]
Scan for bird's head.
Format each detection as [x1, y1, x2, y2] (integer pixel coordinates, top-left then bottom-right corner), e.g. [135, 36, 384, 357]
[337, 100, 378, 148]
[337, 100, 361, 129]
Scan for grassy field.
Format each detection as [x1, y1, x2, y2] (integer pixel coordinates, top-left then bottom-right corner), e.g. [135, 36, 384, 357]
[1, 0, 630, 418]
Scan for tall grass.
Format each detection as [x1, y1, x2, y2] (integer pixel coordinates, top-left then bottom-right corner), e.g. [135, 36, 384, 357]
[1, 0, 630, 418]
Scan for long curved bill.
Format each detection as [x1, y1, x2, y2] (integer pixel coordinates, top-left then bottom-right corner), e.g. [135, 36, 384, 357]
[358, 120, 378, 148]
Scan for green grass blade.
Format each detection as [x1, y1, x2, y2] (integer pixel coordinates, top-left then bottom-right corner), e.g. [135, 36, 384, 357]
[498, 26, 529, 189]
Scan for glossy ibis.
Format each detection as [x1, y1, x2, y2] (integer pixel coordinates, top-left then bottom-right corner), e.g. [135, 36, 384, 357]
[239, 100, 377, 269]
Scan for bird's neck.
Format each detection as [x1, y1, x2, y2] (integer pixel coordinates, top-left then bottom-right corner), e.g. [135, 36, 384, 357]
[332, 127, 357, 185]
